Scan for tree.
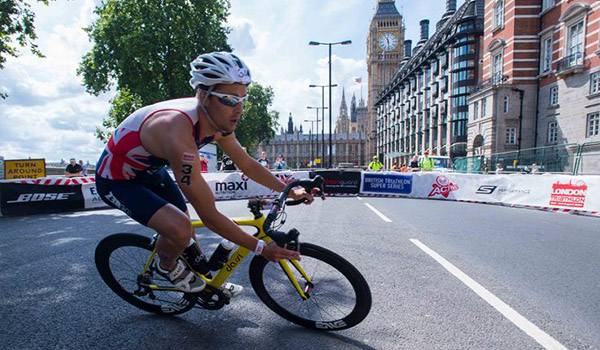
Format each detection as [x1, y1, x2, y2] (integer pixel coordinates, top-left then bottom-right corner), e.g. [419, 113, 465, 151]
[78, 0, 232, 139]
[235, 83, 279, 152]
[0, 0, 49, 98]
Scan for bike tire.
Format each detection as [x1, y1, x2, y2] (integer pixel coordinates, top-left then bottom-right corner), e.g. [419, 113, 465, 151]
[95, 233, 195, 316]
[249, 243, 372, 330]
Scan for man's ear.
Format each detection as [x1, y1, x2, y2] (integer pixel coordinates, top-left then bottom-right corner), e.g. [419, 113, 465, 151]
[197, 90, 209, 107]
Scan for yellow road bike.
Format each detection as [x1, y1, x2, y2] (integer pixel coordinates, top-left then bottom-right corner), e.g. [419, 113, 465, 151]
[94, 176, 372, 330]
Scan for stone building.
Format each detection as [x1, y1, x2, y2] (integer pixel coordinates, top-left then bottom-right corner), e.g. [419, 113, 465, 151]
[374, 0, 485, 167]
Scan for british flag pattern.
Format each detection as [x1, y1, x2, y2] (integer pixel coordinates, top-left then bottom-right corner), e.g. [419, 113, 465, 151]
[96, 98, 199, 180]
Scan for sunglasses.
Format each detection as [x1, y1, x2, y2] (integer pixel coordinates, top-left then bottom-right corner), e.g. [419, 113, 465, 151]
[209, 91, 248, 107]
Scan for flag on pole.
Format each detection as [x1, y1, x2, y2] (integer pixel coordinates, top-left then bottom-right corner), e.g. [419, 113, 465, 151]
[355, 77, 362, 83]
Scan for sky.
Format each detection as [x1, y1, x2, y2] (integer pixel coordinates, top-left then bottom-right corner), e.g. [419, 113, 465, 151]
[0, 0, 447, 163]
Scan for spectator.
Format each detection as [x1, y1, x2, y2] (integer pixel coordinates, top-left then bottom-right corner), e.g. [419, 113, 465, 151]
[79, 160, 88, 176]
[420, 149, 435, 171]
[220, 154, 237, 172]
[274, 154, 287, 170]
[495, 163, 504, 174]
[65, 158, 83, 177]
[400, 163, 408, 172]
[368, 155, 383, 171]
[531, 163, 540, 174]
[257, 151, 270, 169]
[199, 154, 208, 173]
[409, 155, 419, 170]
[391, 162, 399, 171]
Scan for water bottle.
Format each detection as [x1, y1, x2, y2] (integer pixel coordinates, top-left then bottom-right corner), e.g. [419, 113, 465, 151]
[207, 239, 235, 271]
[181, 238, 210, 275]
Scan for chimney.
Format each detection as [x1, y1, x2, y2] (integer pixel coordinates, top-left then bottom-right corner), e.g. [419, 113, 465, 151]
[419, 20, 430, 42]
[403, 40, 412, 58]
[446, 0, 456, 13]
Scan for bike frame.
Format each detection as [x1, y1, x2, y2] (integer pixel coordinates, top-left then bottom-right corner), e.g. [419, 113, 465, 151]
[139, 213, 313, 299]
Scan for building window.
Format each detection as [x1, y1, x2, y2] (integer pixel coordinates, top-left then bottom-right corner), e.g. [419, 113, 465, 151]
[541, 36, 553, 73]
[503, 96, 509, 114]
[590, 72, 600, 95]
[542, 0, 554, 12]
[473, 101, 479, 120]
[506, 127, 517, 144]
[493, 0, 504, 30]
[492, 53, 503, 84]
[549, 86, 559, 106]
[481, 98, 487, 116]
[567, 21, 584, 58]
[547, 121, 558, 143]
[587, 112, 599, 137]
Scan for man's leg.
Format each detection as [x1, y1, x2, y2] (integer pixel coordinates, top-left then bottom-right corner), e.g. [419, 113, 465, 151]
[147, 204, 193, 271]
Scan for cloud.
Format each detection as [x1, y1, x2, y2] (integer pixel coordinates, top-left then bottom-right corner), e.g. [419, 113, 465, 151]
[0, 0, 110, 162]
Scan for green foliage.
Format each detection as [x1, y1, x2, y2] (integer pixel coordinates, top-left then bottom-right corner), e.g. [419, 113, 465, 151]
[78, 0, 232, 140]
[0, 0, 50, 98]
[95, 88, 142, 142]
[235, 83, 279, 152]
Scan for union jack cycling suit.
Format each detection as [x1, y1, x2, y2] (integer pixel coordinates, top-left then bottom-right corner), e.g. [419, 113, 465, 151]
[95, 98, 227, 225]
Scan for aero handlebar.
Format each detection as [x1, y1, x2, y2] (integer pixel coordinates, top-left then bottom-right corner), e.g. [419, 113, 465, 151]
[262, 176, 324, 248]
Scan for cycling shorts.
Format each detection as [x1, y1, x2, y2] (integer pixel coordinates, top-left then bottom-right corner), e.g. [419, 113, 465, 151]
[95, 168, 187, 225]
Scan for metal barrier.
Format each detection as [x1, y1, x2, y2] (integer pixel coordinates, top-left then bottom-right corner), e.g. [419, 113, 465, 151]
[453, 142, 600, 175]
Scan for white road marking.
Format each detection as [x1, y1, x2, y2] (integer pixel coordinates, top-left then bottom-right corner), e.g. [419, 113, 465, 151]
[410, 239, 568, 350]
[364, 203, 392, 222]
[356, 196, 363, 201]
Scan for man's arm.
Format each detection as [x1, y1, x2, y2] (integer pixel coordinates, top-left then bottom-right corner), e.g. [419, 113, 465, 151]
[218, 135, 316, 202]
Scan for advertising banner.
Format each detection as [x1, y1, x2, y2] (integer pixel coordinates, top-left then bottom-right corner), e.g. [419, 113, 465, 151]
[312, 170, 361, 194]
[4, 159, 46, 179]
[360, 172, 412, 195]
[0, 183, 84, 216]
[203, 171, 310, 200]
[82, 182, 106, 209]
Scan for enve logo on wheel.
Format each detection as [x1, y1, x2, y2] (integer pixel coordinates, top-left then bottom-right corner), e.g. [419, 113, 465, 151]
[428, 176, 459, 198]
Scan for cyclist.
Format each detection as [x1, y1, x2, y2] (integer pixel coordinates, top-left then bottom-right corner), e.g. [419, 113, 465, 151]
[95, 52, 314, 297]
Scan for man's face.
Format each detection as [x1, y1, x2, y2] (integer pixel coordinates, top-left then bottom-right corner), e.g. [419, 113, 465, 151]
[70, 159, 76, 165]
[202, 83, 247, 133]
[261, 152, 267, 158]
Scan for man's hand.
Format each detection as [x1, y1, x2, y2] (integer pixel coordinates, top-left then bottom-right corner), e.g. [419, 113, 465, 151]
[288, 187, 325, 204]
[261, 241, 301, 262]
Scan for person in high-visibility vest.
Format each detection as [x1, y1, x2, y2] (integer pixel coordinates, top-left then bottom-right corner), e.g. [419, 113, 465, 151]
[368, 155, 383, 171]
[419, 149, 435, 171]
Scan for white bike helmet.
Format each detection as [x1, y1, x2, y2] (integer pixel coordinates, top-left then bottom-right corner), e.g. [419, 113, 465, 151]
[189, 52, 252, 90]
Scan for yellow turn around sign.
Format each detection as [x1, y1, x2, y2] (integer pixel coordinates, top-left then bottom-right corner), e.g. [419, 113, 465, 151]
[4, 159, 46, 179]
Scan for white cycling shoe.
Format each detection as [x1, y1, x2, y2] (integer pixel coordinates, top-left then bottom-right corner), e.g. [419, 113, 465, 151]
[220, 283, 244, 298]
[153, 258, 206, 293]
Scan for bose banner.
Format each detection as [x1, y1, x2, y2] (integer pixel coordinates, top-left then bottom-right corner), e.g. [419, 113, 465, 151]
[0, 183, 84, 216]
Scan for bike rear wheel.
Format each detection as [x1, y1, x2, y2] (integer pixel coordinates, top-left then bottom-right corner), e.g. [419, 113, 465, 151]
[95, 233, 194, 316]
[249, 243, 372, 330]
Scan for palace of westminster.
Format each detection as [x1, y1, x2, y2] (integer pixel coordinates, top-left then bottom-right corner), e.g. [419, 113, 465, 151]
[260, 0, 600, 168]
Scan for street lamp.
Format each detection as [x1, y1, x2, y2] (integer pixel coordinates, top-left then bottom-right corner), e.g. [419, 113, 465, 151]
[304, 119, 318, 166]
[309, 83, 337, 168]
[309, 39, 352, 168]
[307, 106, 327, 167]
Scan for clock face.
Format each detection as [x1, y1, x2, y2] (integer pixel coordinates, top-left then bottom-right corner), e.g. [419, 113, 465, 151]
[379, 32, 398, 51]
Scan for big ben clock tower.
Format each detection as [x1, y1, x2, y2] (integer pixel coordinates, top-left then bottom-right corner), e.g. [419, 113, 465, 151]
[366, 0, 404, 157]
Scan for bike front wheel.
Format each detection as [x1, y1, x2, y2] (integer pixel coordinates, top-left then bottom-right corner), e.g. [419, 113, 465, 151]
[95, 233, 195, 316]
[249, 243, 372, 330]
